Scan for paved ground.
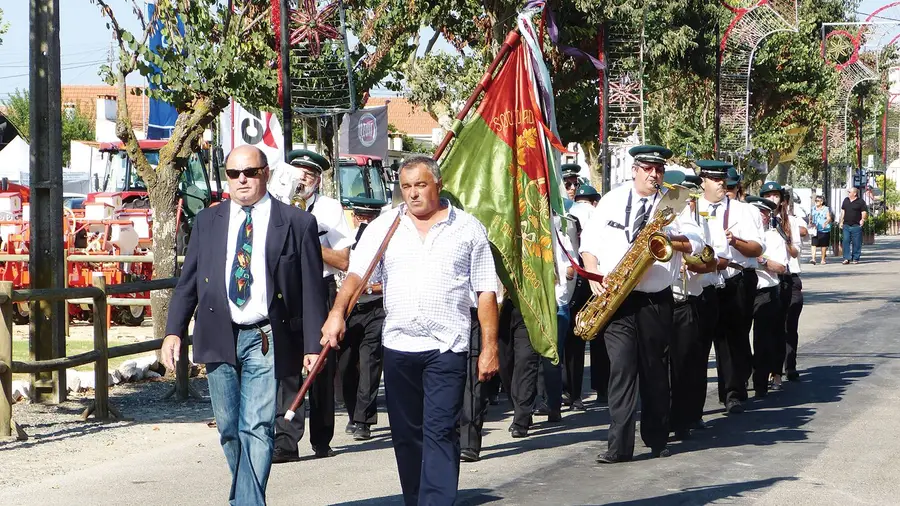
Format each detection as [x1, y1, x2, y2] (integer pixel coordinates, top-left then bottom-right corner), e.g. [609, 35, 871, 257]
[1, 236, 898, 505]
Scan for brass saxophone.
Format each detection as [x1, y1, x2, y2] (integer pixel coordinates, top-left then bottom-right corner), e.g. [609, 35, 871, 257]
[574, 199, 677, 341]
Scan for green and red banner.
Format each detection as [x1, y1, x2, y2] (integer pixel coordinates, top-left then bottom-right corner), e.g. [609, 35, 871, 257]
[441, 37, 563, 363]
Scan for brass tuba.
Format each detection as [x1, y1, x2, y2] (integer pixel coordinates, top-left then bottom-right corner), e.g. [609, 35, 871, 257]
[573, 201, 676, 340]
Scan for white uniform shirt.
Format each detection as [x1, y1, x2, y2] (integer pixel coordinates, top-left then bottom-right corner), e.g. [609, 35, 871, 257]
[758, 226, 788, 289]
[349, 201, 498, 354]
[349, 223, 383, 305]
[555, 218, 577, 307]
[305, 193, 356, 278]
[579, 184, 705, 294]
[698, 196, 765, 279]
[568, 201, 595, 231]
[673, 204, 726, 297]
[786, 214, 805, 275]
[225, 194, 272, 325]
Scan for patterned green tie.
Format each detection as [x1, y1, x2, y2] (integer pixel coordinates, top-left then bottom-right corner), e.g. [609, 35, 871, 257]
[229, 205, 253, 306]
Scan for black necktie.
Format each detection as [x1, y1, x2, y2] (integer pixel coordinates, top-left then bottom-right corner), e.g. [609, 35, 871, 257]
[710, 203, 721, 217]
[632, 198, 648, 241]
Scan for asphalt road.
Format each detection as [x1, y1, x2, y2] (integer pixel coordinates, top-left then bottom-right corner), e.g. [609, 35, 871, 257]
[1, 236, 898, 505]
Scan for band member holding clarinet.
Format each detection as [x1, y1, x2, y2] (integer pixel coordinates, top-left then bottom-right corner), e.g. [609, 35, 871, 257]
[580, 145, 704, 463]
[697, 161, 765, 414]
[161, 145, 328, 505]
[321, 157, 500, 506]
[272, 149, 355, 461]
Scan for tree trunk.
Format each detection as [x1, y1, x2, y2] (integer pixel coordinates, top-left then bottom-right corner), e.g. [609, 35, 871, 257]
[148, 162, 180, 340]
[581, 140, 602, 190]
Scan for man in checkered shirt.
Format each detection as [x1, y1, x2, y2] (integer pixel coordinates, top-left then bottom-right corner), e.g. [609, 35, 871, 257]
[322, 156, 500, 506]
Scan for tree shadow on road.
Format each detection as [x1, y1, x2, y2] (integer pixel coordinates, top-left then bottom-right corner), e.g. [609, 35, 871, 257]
[600, 477, 798, 505]
[675, 363, 874, 455]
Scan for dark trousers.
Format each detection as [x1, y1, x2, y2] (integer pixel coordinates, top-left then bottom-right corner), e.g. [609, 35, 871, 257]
[590, 336, 611, 397]
[694, 285, 719, 420]
[714, 271, 756, 403]
[274, 277, 337, 453]
[753, 285, 783, 395]
[670, 296, 702, 432]
[602, 288, 673, 459]
[498, 299, 539, 430]
[784, 274, 804, 373]
[384, 348, 467, 506]
[337, 300, 385, 425]
[564, 278, 610, 401]
[460, 309, 489, 454]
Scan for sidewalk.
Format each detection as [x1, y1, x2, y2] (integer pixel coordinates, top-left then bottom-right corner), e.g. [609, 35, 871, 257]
[1, 236, 898, 505]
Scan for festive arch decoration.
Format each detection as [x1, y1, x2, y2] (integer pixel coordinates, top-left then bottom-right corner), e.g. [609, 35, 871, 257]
[717, 0, 799, 155]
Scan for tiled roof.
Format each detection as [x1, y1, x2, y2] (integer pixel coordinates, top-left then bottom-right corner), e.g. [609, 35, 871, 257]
[60, 85, 149, 132]
[364, 97, 439, 136]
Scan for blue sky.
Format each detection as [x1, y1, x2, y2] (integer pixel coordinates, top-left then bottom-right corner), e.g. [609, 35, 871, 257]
[0, 1, 893, 99]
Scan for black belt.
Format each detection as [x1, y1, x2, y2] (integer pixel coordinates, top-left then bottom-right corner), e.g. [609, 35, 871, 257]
[674, 294, 699, 308]
[233, 318, 270, 330]
[324, 274, 336, 285]
[355, 298, 382, 310]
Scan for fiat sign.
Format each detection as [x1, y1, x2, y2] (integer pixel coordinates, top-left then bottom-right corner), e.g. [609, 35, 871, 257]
[357, 113, 377, 147]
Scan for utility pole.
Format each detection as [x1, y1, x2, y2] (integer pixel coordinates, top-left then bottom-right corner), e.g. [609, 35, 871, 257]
[29, 0, 66, 403]
[279, 0, 293, 161]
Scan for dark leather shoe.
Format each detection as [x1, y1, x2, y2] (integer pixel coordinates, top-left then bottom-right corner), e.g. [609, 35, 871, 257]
[571, 399, 586, 411]
[533, 403, 550, 416]
[651, 447, 671, 458]
[673, 429, 691, 441]
[725, 399, 744, 414]
[786, 371, 800, 382]
[509, 425, 528, 438]
[596, 451, 630, 464]
[353, 424, 371, 441]
[345, 422, 357, 435]
[690, 419, 710, 430]
[460, 448, 480, 462]
[272, 448, 300, 464]
[547, 410, 562, 423]
[313, 446, 335, 458]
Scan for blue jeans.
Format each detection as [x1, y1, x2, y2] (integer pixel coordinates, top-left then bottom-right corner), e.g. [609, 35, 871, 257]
[541, 306, 570, 413]
[842, 224, 863, 261]
[207, 325, 277, 506]
[383, 348, 467, 506]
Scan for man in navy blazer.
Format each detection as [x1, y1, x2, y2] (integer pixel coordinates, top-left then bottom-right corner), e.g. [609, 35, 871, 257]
[162, 145, 328, 506]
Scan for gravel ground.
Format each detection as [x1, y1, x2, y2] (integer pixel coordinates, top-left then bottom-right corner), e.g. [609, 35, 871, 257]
[0, 376, 214, 489]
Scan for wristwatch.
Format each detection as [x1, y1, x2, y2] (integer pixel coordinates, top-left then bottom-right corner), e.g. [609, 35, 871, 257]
[366, 286, 373, 295]
[759, 257, 768, 266]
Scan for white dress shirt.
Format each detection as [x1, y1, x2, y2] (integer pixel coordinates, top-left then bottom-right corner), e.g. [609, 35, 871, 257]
[758, 226, 788, 289]
[580, 184, 705, 294]
[568, 201, 595, 230]
[305, 193, 356, 278]
[349, 223, 383, 305]
[698, 196, 765, 279]
[555, 216, 577, 307]
[673, 204, 726, 298]
[349, 201, 498, 354]
[225, 193, 272, 325]
[786, 215, 805, 275]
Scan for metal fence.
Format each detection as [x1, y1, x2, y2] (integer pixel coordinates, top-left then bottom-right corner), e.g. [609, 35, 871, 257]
[0, 277, 181, 440]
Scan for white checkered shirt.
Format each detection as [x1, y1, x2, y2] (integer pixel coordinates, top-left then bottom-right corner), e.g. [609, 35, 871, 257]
[348, 200, 498, 353]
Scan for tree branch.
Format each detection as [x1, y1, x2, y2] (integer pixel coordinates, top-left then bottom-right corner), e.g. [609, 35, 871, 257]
[94, 0, 130, 57]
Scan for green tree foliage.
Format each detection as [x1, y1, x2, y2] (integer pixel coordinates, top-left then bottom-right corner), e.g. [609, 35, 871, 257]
[0, 7, 8, 46]
[90, 0, 277, 341]
[1, 89, 95, 166]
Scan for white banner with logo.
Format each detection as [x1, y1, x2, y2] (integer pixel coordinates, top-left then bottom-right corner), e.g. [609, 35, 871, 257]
[220, 100, 285, 165]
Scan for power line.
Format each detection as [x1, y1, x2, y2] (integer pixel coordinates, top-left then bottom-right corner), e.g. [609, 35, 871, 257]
[0, 45, 109, 67]
[0, 61, 107, 81]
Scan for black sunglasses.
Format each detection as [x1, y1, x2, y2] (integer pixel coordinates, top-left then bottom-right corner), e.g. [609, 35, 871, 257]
[565, 181, 580, 189]
[225, 166, 266, 179]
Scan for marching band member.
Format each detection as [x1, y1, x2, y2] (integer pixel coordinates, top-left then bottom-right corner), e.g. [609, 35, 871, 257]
[336, 199, 387, 441]
[580, 145, 704, 463]
[668, 170, 723, 440]
[784, 189, 808, 382]
[697, 162, 764, 415]
[746, 195, 790, 398]
[272, 149, 355, 461]
[759, 182, 802, 391]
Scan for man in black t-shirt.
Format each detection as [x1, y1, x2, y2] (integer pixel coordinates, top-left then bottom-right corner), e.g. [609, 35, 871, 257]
[840, 187, 868, 264]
